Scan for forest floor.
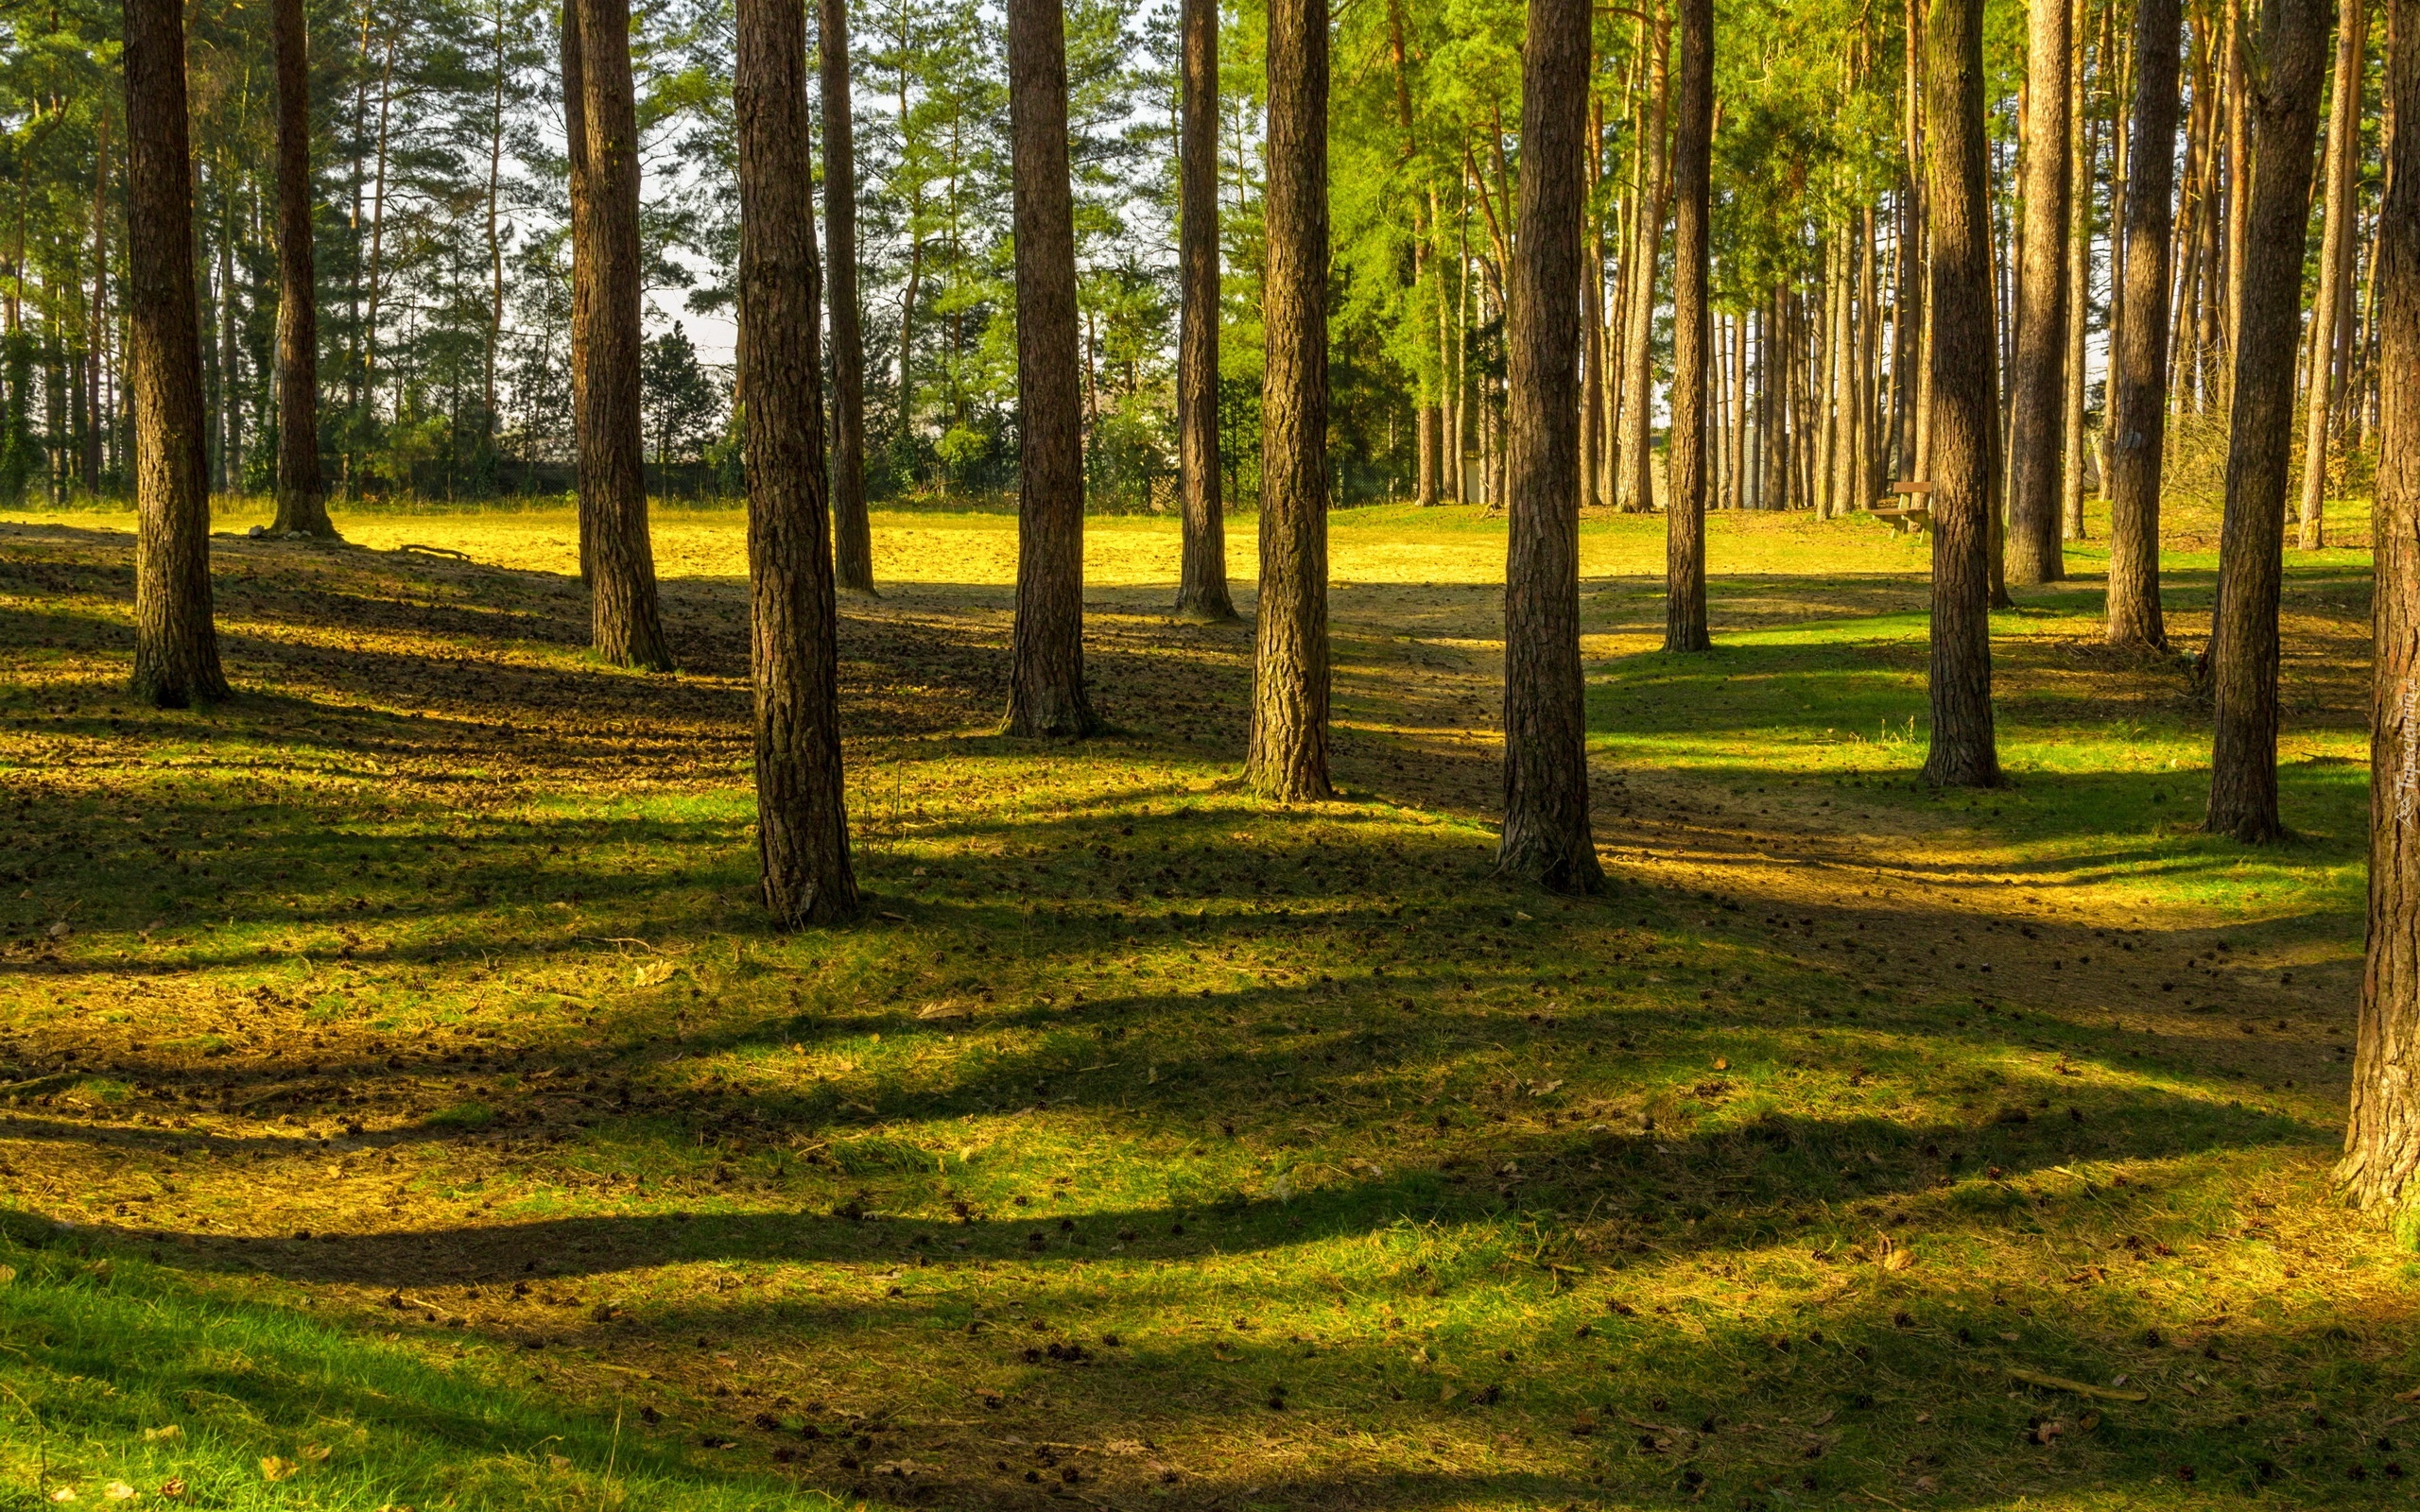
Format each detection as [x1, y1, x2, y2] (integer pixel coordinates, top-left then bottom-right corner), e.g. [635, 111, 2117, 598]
[0, 493, 2407, 1512]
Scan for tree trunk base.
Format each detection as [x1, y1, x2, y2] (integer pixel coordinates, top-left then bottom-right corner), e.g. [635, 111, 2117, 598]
[1004, 695, 1101, 740]
[1173, 593, 1239, 625]
[1664, 627, 1711, 653]
[2204, 809, 2288, 846]
[1921, 748, 2000, 789]
[1493, 834, 1605, 895]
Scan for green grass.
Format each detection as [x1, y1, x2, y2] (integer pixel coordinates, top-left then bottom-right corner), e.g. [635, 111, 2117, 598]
[0, 1223, 841, 1510]
[0, 496, 2411, 1509]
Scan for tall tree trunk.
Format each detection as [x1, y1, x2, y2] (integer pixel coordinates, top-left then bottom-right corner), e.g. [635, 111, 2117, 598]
[2223, 0, 2252, 393]
[1580, 94, 1604, 515]
[84, 110, 106, 491]
[1923, 0, 2002, 787]
[736, 0, 858, 926]
[2062, 0, 2093, 542]
[1387, 0, 1439, 512]
[1615, 20, 1671, 513]
[2009, 0, 2072, 584]
[1498, 0, 1604, 890]
[1665, 0, 1714, 652]
[483, 0, 508, 457]
[216, 168, 241, 494]
[1247, 0, 1332, 799]
[1856, 202, 1879, 507]
[1004, 0, 1097, 735]
[2204, 0, 2332, 844]
[892, 1, 921, 464]
[363, 33, 394, 481]
[2297, 0, 2367, 550]
[2106, 0, 2183, 646]
[571, 0, 673, 669]
[124, 0, 227, 707]
[270, 0, 330, 537]
[1175, 0, 1236, 618]
[562, 1, 596, 579]
[821, 0, 875, 593]
[1813, 232, 1841, 518]
[2341, 0, 2420, 1221]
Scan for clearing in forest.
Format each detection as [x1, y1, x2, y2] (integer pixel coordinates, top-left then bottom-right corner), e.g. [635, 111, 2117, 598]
[0, 497, 2408, 1511]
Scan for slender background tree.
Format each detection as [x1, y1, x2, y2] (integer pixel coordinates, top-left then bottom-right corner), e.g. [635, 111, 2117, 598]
[268, 0, 330, 539]
[1664, 0, 1714, 654]
[2008, 0, 2071, 586]
[821, 0, 875, 595]
[2294, 0, 2367, 552]
[1173, 0, 1235, 623]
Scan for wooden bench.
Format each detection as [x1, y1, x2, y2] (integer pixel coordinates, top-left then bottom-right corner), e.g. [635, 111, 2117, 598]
[1870, 479, 1933, 534]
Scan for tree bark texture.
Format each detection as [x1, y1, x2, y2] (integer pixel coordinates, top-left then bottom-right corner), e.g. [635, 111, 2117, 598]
[562, 0, 595, 582]
[270, 0, 330, 538]
[2205, 0, 2333, 844]
[2062, 0, 2093, 542]
[2106, 0, 2184, 647]
[2009, 0, 2072, 584]
[2296, 0, 2367, 550]
[1004, 0, 1097, 735]
[2342, 0, 2420, 1221]
[821, 0, 875, 594]
[1497, 0, 1604, 893]
[124, 0, 228, 708]
[737, 0, 858, 927]
[1922, 0, 2002, 788]
[1175, 0, 1236, 620]
[571, 0, 671, 668]
[1615, 23, 1671, 513]
[1664, 0, 1713, 653]
[1248, 0, 1332, 801]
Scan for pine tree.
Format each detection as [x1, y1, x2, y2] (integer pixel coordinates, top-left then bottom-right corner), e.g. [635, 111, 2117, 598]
[125, 0, 228, 708]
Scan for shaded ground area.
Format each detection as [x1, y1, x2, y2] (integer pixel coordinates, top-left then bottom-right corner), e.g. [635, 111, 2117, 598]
[0, 501, 2410, 1511]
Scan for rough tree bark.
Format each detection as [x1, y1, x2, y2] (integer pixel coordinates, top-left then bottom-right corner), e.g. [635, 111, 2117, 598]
[2061, 0, 2093, 541]
[2296, 0, 2367, 550]
[2105, 0, 2184, 647]
[1497, 0, 1604, 892]
[1664, 0, 1713, 653]
[1922, 0, 2002, 787]
[1614, 20, 1671, 513]
[1175, 0, 1236, 620]
[1247, 0, 1333, 800]
[1004, 0, 1098, 735]
[2204, 0, 2333, 844]
[562, 0, 595, 582]
[2341, 0, 2420, 1222]
[269, 0, 331, 538]
[821, 0, 875, 594]
[571, 0, 672, 668]
[124, 0, 228, 708]
[2009, 0, 2072, 584]
[736, 0, 858, 927]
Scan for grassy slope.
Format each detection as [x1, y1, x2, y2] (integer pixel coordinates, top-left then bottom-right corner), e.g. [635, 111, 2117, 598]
[0, 494, 2411, 1511]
